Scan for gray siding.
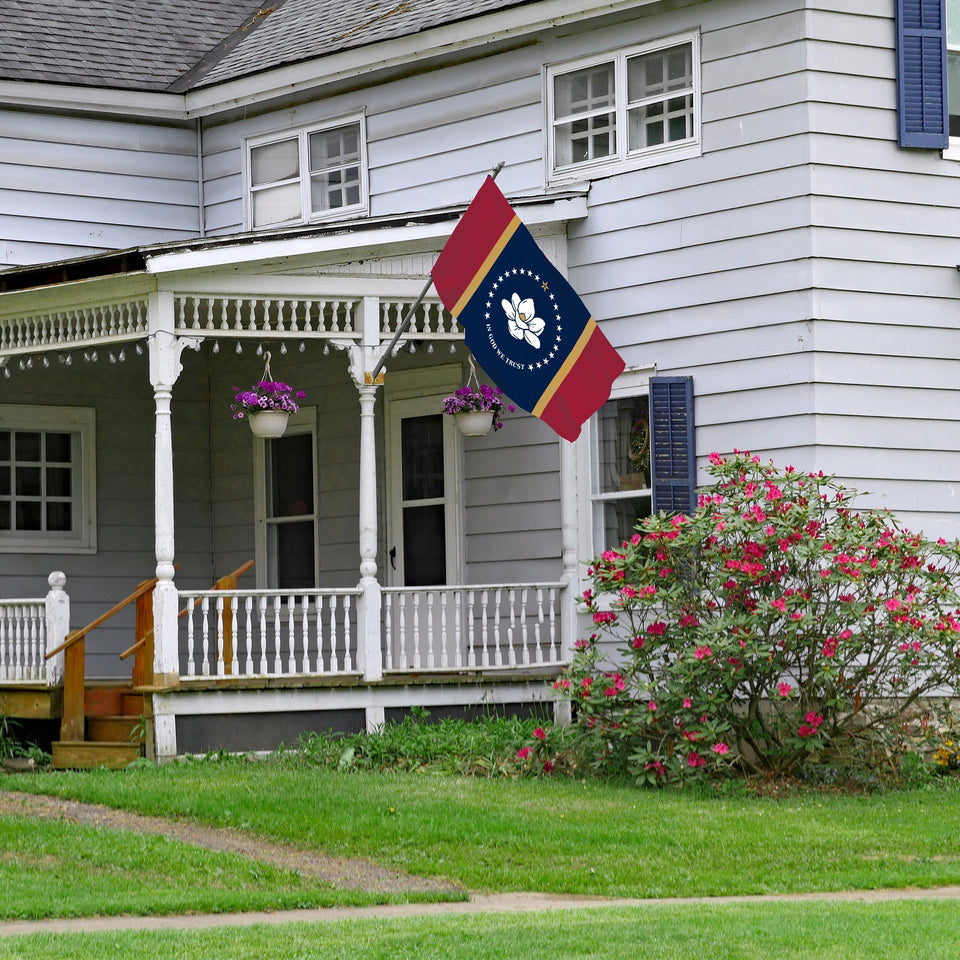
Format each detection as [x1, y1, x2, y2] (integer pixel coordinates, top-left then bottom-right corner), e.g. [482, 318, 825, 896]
[0, 111, 200, 267]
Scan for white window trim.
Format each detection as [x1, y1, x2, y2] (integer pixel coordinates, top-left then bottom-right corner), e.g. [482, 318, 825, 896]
[252, 405, 319, 589]
[0, 404, 97, 554]
[545, 31, 702, 185]
[575, 365, 655, 595]
[243, 113, 369, 230]
[946, 33, 960, 159]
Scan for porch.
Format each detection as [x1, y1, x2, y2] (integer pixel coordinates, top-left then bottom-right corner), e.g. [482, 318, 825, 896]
[0, 198, 586, 762]
[0, 569, 570, 765]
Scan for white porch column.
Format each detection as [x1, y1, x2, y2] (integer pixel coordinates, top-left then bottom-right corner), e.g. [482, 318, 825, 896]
[356, 296, 385, 689]
[148, 292, 201, 759]
[555, 436, 580, 726]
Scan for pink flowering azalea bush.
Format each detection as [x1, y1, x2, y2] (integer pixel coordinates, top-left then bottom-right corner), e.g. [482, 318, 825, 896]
[557, 451, 960, 785]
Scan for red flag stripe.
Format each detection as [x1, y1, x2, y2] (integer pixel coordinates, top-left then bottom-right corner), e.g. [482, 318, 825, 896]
[430, 177, 517, 315]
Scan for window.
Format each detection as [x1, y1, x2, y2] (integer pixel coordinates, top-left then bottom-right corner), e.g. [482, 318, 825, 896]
[582, 372, 696, 556]
[0, 405, 96, 553]
[547, 33, 700, 182]
[949, 0, 960, 137]
[246, 117, 367, 229]
[254, 409, 318, 588]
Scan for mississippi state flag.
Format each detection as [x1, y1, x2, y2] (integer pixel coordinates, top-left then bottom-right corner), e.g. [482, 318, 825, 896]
[431, 177, 625, 442]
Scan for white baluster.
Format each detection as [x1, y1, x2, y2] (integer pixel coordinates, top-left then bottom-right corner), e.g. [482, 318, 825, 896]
[185, 597, 196, 677]
[329, 595, 340, 673]
[426, 593, 435, 669]
[520, 588, 529, 666]
[230, 595, 240, 675]
[200, 596, 211, 676]
[398, 593, 408, 671]
[215, 596, 226, 676]
[343, 595, 353, 672]
[480, 589, 490, 668]
[412, 594, 422, 670]
[494, 589, 504, 667]
[466, 591, 476, 669]
[300, 595, 310, 672]
[258, 597, 268, 674]
[272, 595, 282, 674]
[244, 596, 254, 675]
[384, 593, 394, 672]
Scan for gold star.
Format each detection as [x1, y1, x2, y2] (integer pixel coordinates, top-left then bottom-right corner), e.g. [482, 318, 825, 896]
[541, 281, 549, 292]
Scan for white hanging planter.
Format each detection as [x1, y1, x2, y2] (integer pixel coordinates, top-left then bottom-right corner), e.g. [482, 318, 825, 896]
[455, 410, 494, 437]
[248, 410, 289, 438]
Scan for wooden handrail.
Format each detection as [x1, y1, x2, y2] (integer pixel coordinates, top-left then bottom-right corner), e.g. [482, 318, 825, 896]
[118, 560, 254, 660]
[46, 577, 159, 660]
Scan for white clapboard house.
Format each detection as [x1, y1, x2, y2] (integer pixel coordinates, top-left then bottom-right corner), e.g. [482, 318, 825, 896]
[0, 0, 957, 765]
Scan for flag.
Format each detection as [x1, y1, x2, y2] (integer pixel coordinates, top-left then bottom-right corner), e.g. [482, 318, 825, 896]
[431, 176, 625, 442]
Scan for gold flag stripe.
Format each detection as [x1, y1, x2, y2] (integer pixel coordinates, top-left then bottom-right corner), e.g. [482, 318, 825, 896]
[533, 318, 597, 418]
[451, 215, 521, 318]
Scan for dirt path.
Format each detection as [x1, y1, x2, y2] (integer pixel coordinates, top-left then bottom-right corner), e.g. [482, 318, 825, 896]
[0, 790, 462, 895]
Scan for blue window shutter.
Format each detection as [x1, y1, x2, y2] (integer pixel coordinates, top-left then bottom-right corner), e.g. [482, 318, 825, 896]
[649, 376, 696, 515]
[896, 0, 949, 148]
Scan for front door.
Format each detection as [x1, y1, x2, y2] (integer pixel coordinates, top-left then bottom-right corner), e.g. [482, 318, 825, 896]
[386, 391, 461, 586]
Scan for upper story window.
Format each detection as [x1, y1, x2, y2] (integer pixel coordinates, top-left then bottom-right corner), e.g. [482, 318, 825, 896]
[246, 116, 368, 229]
[0, 405, 96, 554]
[546, 32, 701, 183]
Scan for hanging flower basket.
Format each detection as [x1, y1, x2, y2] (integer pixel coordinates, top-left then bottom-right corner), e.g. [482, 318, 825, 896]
[454, 409, 495, 437]
[441, 356, 514, 437]
[247, 410, 290, 438]
[231, 351, 305, 438]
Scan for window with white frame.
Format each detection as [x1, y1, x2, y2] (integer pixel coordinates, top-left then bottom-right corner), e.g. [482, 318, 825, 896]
[247, 116, 367, 229]
[0, 405, 96, 553]
[588, 380, 653, 553]
[547, 33, 700, 181]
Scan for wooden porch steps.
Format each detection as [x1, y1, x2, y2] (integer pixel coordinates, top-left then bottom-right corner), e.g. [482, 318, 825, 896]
[51, 684, 145, 770]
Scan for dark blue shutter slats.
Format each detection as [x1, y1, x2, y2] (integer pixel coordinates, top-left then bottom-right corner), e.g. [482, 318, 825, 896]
[648, 376, 696, 516]
[896, 0, 949, 148]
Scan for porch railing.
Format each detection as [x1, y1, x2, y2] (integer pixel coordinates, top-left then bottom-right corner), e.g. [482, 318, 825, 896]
[0, 600, 48, 682]
[382, 582, 566, 673]
[0, 573, 69, 685]
[178, 588, 362, 681]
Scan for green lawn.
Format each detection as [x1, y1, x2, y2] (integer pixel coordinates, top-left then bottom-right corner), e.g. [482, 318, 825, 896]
[3, 901, 960, 960]
[5, 762, 960, 899]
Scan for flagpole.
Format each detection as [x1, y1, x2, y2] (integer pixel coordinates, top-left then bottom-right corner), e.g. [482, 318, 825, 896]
[370, 161, 504, 381]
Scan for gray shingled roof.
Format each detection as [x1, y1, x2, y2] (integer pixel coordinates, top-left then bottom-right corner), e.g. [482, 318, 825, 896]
[0, 0, 533, 94]
[0, 0, 262, 91]
[192, 0, 534, 89]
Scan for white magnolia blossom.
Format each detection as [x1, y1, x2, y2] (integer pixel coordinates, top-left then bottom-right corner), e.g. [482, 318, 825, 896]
[501, 292, 546, 349]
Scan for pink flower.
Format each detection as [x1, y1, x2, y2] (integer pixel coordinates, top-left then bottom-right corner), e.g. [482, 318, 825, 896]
[516, 747, 532, 760]
[822, 637, 838, 657]
[648, 701, 658, 711]
[885, 598, 902, 612]
[694, 645, 712, 660]
[712, 743, 730, 755]
[533, 727, 546, 741]
[683, 698, 692, 709]
[593, 611, 617, 625]
[581, 677, 593, 692]
[631, 636, 645, 649]
[770, 598, 786, 613]
[777, 682, 793, 697]
[687, 751, 706, 768]
[542, 760, 554, 773]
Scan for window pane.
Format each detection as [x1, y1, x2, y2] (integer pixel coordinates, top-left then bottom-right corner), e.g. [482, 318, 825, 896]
[595, 496, 652, 551]
[595, 395, 650, 495]
[16, 501, 41, 531]
[628, 94, 693, 151]
[15, 432, 40, 462]
[310, 165, 361, 211]
[0, 431, 9, 460]
[628, 44, 692, 101]
[0, 502, 9, 530]
[0, 467, 8, 496]
[309, 124, 360, 171]
[554, 63, 615, 117]
[950, 51, 960, 137]
[555, 115, 616, 166]
[403, 504, 446, 586]
[401, 415, 444, 501]
[16, 466, 41, 497]
[46, 501, 72, 532]
[252, 182, 302, 227]
[270, 433, 313, 518]
[250, 138, 299, 187]
[275, 521, 315, 589]
[45, 433, 71, 463]
[46, 467, 71, 497]
[949, 0, 960, 47]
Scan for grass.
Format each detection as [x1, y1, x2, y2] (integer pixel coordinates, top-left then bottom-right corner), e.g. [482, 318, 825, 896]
[0, 815, 448, 920]
[3, 901, 960, 959]
[6, 760, 960, 899]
